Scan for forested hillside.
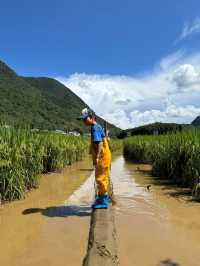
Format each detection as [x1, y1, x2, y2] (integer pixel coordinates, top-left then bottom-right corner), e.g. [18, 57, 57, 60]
[0, 60, 121, 135]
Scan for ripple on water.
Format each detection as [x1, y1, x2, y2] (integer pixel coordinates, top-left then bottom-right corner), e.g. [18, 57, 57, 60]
[110, 156, 170, 224]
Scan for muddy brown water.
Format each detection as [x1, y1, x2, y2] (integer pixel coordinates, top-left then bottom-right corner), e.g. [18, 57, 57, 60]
[113, 157, 200, 266]
[0, 155, 200, 266]
[0, 157, 93, 266]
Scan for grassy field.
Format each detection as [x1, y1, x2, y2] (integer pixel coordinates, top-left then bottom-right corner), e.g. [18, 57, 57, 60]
[0, 128, 89, 202]
[123, 129, 200, 188]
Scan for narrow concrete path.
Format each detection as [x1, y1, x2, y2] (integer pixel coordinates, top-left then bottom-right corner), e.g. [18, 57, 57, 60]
[83, 208, 119, 266]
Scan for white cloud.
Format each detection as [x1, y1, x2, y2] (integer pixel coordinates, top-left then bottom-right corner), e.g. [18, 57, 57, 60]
[175, 17, 200, 44]
[159, 50, 185, 70]
[57, 51, 200, 129]
[170, 64, 200, 88]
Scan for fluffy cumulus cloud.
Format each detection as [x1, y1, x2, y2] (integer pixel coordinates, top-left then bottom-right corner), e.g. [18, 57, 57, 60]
[57, 51, 200, 129]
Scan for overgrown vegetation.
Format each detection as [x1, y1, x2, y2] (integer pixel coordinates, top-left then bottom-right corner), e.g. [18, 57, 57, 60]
[123, 129, 200, 188]
[0, 128, 89, 202]
[110, 139, 123, 153]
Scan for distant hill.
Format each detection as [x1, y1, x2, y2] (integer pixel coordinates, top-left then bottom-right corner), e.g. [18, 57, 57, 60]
[117, 122, 191, 138]
[192, 116, 200, 126]
[0, 60, 121, 136]
[0, 60, 17, 77]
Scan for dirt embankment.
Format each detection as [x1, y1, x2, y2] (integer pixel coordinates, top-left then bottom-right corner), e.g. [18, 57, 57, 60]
[83, 207, 119, 266]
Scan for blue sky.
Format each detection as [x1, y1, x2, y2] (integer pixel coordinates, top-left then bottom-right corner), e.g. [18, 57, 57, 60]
[1, 0, 199, 76]
[1, 0, 200, 128]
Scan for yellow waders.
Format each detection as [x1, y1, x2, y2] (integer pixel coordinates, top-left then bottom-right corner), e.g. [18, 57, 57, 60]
[93, 137, 111, 195]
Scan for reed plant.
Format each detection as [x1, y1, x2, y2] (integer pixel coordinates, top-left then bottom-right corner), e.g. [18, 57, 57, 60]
[123, 129, 200, 187]
[110, 138, 123, 153]
[0, 128, 89, 202]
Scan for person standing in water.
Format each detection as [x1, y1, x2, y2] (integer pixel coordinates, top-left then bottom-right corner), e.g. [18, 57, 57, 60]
[78, 108, 111, 209]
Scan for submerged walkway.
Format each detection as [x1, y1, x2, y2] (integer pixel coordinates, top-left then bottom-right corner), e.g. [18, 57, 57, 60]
[83, 208, 119, 266]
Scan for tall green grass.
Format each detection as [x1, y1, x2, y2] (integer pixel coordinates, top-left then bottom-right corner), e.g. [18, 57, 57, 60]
[110, 139, 123, 153]
[0, 128, 89, 202]
[123, 129, 200, 187]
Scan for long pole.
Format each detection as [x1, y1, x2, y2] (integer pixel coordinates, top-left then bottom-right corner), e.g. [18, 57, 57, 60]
[104, 120, 108, 137]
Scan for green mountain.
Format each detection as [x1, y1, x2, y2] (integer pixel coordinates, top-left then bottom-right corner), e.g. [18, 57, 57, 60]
[0, 60, 121, 136]
[118, 122, 191, 138]
[192, 116, 200, 126]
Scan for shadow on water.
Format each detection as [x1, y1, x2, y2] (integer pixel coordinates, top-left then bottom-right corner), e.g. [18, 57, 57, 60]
[22, 205, 91, 218]
[150, 179, 193, 200]
[150, 179, 193, 201]
[164, 189, 191, 198]
[134, 164, 193, 200]
[157, 258, 180, 266]
[156, 259, 181, 266]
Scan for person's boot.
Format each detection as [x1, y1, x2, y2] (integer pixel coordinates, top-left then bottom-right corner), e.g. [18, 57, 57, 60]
[92, 195, 109, 209]
[91, 196, 101, 209]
